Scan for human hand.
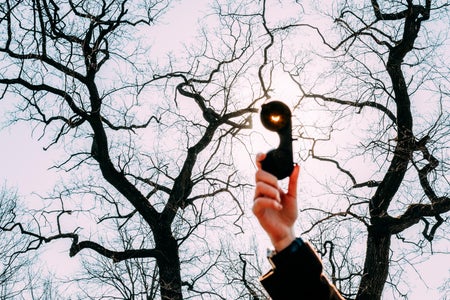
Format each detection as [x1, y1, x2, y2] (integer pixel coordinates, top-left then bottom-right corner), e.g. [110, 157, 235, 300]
[253, 153, 300, 252]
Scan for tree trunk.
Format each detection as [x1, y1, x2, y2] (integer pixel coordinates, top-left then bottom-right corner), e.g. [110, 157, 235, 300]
[155, 228, 182, 300]
[356, 227, 391, 300]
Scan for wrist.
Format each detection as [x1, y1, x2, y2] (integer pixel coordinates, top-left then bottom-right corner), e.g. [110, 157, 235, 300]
[271, 231, 296, 252]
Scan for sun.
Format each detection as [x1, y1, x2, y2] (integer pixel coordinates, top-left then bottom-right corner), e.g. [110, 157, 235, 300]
[270, 114, 281, 123]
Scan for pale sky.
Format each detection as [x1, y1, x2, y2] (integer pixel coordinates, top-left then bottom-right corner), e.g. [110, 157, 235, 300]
[0, 1, 448, 299]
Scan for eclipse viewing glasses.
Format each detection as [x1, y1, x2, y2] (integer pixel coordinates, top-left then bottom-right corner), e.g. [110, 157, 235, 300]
[260, 101, 294, 180]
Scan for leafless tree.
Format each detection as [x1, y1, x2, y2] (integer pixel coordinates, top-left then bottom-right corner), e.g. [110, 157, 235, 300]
[0, 0, 260, 299]
[1, 185, 65, 299]
[1, 0, 448, 299]
[0, 185, 27, 300]
[258, 0, 449, 299]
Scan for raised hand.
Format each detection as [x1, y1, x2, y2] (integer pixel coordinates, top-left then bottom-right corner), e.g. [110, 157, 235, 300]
[253, 153, 300, 251]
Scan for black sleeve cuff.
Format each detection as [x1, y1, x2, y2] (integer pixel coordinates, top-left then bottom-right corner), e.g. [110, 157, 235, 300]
[260, 238, 344, 300]
[268, 237, 323, 276]
[268, 237, 304, 268]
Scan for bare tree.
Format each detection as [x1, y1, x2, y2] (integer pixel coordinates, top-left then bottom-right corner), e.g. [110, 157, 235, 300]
[0, 0, 260, 299]
[1, 0, 448, 299]
[76, 247, 159, 299]
[0, 185, 27, 300]
[259, 0, 449, 299]
[0, 185, 66, 299]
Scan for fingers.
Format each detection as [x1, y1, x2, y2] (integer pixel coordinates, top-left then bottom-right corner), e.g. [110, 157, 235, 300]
[254, 166, 279, 200]
[255, 167, 277, 187]
[254, 153, 299, 210]
[255, 154, 299, 202]
[287, 164, 300, 198]
[252, 197, 283, 217]
[254, 180, 281, 202]
[255, 152, 266, 170]
[254, 161, 282, 213]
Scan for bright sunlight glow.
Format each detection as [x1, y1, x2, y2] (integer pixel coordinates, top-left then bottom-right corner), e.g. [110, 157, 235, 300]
[270, 114, 281, 123]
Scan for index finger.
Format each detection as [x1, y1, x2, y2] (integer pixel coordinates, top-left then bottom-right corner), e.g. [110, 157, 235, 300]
[255, 152, 266, 170]
[286, 164, 300, 198]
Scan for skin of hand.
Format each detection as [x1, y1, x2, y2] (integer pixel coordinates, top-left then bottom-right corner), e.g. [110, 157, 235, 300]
[253, 153, 300, 252]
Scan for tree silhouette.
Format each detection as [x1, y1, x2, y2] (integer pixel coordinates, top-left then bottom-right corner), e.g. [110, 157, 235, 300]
[1, 0, 449, 299]
[266, 0, 449, 298]
[0, 1, 259, 299]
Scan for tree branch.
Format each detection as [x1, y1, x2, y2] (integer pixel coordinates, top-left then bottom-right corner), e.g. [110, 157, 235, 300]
[69, 238, 162, 263]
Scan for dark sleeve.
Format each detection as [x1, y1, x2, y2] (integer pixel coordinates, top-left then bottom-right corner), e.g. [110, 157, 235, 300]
[259, 238, 344, 300]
